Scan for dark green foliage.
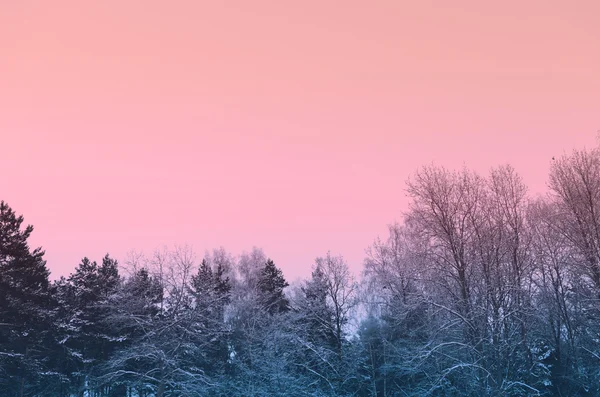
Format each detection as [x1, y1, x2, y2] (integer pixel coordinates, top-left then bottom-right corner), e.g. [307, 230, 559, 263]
[257, 259, 290, 315]
[188, 259, 232, 374]
[0, 201, 52, 396]
[43, 254, 122, 396]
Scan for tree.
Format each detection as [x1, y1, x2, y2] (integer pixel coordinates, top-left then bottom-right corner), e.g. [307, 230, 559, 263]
[257, 259, 290, 315]
[0, 201, 52, 396]
[286, 253, 360, 396]
[188, 258, 232, 374]
[100, 247, 226, 397]
[405, 166, 485, 345]
[397, 165, 546, 395]
[98, 266, 164, 396]
[362, 223, 432, 396]
[56, 254, 121, 396]
[314, 253, 357, 357]
[549, 146, 600, 291]
[546, 146, 600, 394]
[300, 266, 337, 347]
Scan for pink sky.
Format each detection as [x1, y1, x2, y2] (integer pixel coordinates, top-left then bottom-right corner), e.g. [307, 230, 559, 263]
[1, 0, 599, 281]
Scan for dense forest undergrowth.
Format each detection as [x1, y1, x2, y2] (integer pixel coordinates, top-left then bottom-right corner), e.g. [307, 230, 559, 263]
[3, 143, 600, 396]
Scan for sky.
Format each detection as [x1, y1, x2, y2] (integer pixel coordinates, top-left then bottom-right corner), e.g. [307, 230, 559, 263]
[1, 0, 599, 281]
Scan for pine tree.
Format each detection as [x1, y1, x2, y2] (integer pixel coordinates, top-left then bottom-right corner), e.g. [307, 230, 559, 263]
[62, 255, 121, 395]
[257, 259, 290, 315]
[187, 259, 231, 376]
[214, 261, 232, 316]
[47, 276, 81, 396]
[0, 201, 52, 396]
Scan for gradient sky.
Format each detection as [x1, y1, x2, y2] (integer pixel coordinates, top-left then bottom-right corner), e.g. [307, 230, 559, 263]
[1, 0, 599, 281]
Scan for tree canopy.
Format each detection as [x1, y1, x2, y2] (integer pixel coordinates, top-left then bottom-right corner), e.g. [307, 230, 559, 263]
[3, 142, 600, 396]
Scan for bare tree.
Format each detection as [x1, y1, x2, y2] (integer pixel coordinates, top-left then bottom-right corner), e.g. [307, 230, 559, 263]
[549, 146, 600, 291]
[397, 164, 543, 395]
[405, 165, 486, 345]
[315, 252, 357, 357]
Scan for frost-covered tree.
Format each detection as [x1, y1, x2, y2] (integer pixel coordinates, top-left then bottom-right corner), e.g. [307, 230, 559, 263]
[9, 138, 600, 396]
[100, 247, 223, 397]
[314, 253, 357, 357]
[53, 255, 122, 395]
[187, 258, 231, 376]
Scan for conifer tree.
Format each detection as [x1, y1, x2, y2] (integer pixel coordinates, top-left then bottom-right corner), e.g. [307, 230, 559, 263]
[62, 255, 121, 394]
[257, 259, 290, 315]
[0, 201, 51, 396]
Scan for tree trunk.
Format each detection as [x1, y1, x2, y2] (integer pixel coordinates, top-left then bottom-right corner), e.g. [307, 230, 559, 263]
[19, 345, 28, 397]
[157, 382, 165, 397]
[157, 363, 166, 397]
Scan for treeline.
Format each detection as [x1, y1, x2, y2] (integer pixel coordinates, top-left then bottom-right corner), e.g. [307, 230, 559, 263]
[2, 143, 600, 396]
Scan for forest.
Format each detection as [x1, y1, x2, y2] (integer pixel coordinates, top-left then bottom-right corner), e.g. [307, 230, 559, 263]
[3, 143, 600, 397]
